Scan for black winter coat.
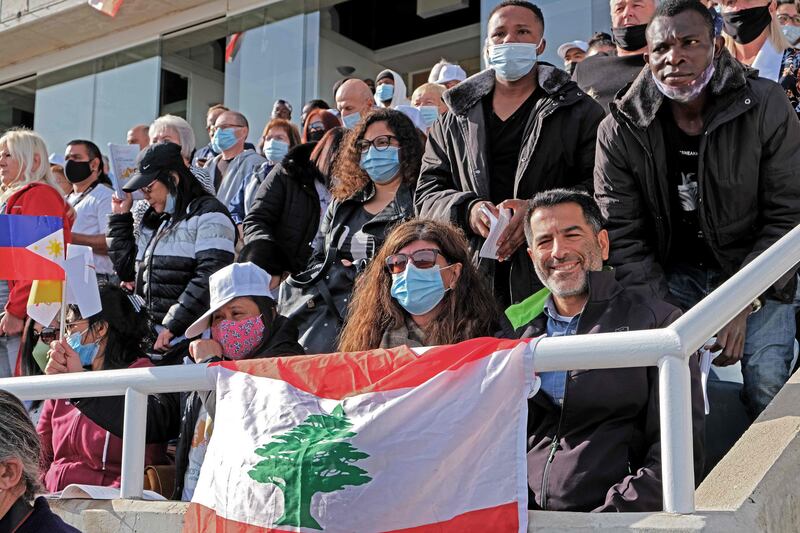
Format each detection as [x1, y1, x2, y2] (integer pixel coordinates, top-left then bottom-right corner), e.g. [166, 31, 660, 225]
[415, 64, 605, 305]
[311, 181, 416, 268]
[241, 142, 324, 276]
[107, 196, 236, 336]
[515, 270, 705, 512]
[595, 49, 800, 302]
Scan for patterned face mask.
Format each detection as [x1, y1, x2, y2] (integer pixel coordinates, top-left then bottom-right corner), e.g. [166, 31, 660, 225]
[211, 315, 266, 360]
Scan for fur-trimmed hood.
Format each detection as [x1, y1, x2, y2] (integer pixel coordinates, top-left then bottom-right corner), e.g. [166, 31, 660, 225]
[611, 48, 754, 130]
[443, 63, 579, 116]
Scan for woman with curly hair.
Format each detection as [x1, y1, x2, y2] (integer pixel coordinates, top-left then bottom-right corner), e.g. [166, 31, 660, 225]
[338, 219, 513, 351]
[314, 108, 421, 270]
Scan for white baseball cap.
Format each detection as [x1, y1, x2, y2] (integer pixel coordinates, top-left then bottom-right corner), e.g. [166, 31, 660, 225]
[185, 262, 273, 338]
[557, 40, 589, 61]
[433, 64, 467, 85]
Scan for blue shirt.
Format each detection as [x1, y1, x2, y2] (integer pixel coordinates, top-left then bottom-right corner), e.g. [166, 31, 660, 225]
[539, 298, 581, 405]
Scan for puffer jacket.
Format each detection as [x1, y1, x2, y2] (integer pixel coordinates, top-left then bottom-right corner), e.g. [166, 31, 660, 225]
[595, 49, 800, 302]
[241, 142, 324, 276]
[415, 64, 605, 305]
[107, 196, 236, 336]
[513, 270, 705, 512]
[37, 358, 169, 492]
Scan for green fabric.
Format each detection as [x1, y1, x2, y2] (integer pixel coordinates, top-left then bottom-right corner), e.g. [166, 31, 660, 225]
[505, 287, 551, 330]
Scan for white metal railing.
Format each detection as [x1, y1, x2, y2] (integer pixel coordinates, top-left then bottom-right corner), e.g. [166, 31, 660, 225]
[3, 224, 800, 513]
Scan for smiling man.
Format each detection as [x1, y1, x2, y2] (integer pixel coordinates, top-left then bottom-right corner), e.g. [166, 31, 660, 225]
[510, 188, 704, 512]
[595, 0, 800, 420]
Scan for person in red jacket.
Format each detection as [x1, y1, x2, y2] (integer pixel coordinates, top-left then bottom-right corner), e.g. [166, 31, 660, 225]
[0, 128, 72, 378]
[37, 284, 172, 492]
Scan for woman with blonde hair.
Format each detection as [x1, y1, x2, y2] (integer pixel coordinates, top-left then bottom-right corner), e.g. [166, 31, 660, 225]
[338, 219, 512, 352]
[0, 128, 72, 377]
[719, 0, 800, 115]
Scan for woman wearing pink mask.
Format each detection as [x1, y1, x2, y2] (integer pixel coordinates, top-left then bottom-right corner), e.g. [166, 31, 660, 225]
[174, 262, 303, 501]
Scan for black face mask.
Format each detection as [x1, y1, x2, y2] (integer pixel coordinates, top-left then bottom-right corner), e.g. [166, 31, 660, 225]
[64, 160, 94, 184]
[722, 6, 772, 45]
[612, 24, 648, 52]
[307, 130, 326, 142]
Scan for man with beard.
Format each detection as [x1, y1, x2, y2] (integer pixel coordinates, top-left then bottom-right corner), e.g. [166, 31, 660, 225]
[595, 0, 800, 419]
[573, 0, 657, 111]
[509, 188, 704, 511]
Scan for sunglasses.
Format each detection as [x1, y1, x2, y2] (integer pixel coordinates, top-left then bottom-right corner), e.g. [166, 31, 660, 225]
[385, 249, 446, 274]
[34, 327, 59, 345]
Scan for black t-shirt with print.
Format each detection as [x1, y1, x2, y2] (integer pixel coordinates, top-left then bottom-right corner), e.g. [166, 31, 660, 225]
[660, 110, 719, 269]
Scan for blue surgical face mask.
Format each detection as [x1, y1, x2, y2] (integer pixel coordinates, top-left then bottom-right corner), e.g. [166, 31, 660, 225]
[213, 127, 239, 151]
[488, 42, 539, 81]
[360, 145, 400, 184]
[342, 111, 361, 129]
[390, 263, 452, 316]
[263, 139, 289, 162]
[67, 329, 101, 367]
[375, 83, 395, 102]
[418, 106, 439, 127]
[164, 193, 176, 214]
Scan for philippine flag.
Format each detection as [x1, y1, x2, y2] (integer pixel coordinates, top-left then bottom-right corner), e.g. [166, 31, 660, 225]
[0, 215, 65, 281]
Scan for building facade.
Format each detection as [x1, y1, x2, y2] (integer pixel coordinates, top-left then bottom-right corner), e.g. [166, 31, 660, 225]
[0, 0, 610, 153]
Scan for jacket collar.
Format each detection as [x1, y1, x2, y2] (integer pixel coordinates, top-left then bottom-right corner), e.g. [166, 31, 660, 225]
[511, 269, 624, 332]
[444, 62, 575, 116]
[613, 48, 751, 130]
[282, 142, 322, 186]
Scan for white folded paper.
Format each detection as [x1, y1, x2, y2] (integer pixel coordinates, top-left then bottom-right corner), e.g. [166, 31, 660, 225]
[47, 483, 166, 500]
[479, 206, 511, 260]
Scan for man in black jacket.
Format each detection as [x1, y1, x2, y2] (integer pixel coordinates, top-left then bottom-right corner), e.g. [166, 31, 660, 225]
[510, 188, 704, 512]
[595, 0, 800, 419]
[414, 0, 604, 308]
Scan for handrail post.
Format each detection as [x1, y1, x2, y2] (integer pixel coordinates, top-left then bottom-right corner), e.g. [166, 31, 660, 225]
[658, 355, 695, 513]
[119, 388, 147, 499]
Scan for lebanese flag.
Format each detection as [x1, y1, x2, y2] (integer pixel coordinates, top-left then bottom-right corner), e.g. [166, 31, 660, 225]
[0, 215, 64, 281]
[184, 337, 539, 533]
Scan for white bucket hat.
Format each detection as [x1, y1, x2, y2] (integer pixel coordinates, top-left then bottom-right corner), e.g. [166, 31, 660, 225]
[185, 262, 272, 338]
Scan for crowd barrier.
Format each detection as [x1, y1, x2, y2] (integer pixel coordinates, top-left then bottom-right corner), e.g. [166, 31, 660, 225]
[3, 224, 800, 514]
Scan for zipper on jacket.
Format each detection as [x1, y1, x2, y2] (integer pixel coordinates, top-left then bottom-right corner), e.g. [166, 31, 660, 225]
[540, 372, 568, 510]
[540, 304, 585, 510]
[143, 217, 170, 311]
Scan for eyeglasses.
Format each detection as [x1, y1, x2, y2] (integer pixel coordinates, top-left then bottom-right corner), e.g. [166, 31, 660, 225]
[356, 135, 398, 153]
[385, 249, 446, 274]
[216, 123, 245, 130]
[34, 327, 58, 345]
[778, 14, 800, 25]
[65, 320, 88, 335]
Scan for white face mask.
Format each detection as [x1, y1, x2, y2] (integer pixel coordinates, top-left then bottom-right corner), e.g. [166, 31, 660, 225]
[653, 51, 716, 104]
[783, 25, 800, 47]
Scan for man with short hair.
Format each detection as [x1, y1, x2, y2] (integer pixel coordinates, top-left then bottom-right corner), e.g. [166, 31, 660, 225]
[595, 0, 800, 419]
[335, 78, 375, 129]
[587, 31, 617, 56]
[778, 0, 800, 46]
[271, 99, 293, 121]
[64, 140, 116, 279]
[206, 110, 266, 216]
[126, 125, 149, 150]
[192, 104, 228, 168]
[557, 40, 588, 74]
[512, 188, 704, 512]
[574, 0, 658, 111]
[415, 0, 604, 308]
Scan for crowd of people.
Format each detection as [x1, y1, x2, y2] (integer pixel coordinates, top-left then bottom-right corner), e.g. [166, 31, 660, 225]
[2, 0, 800, 525]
